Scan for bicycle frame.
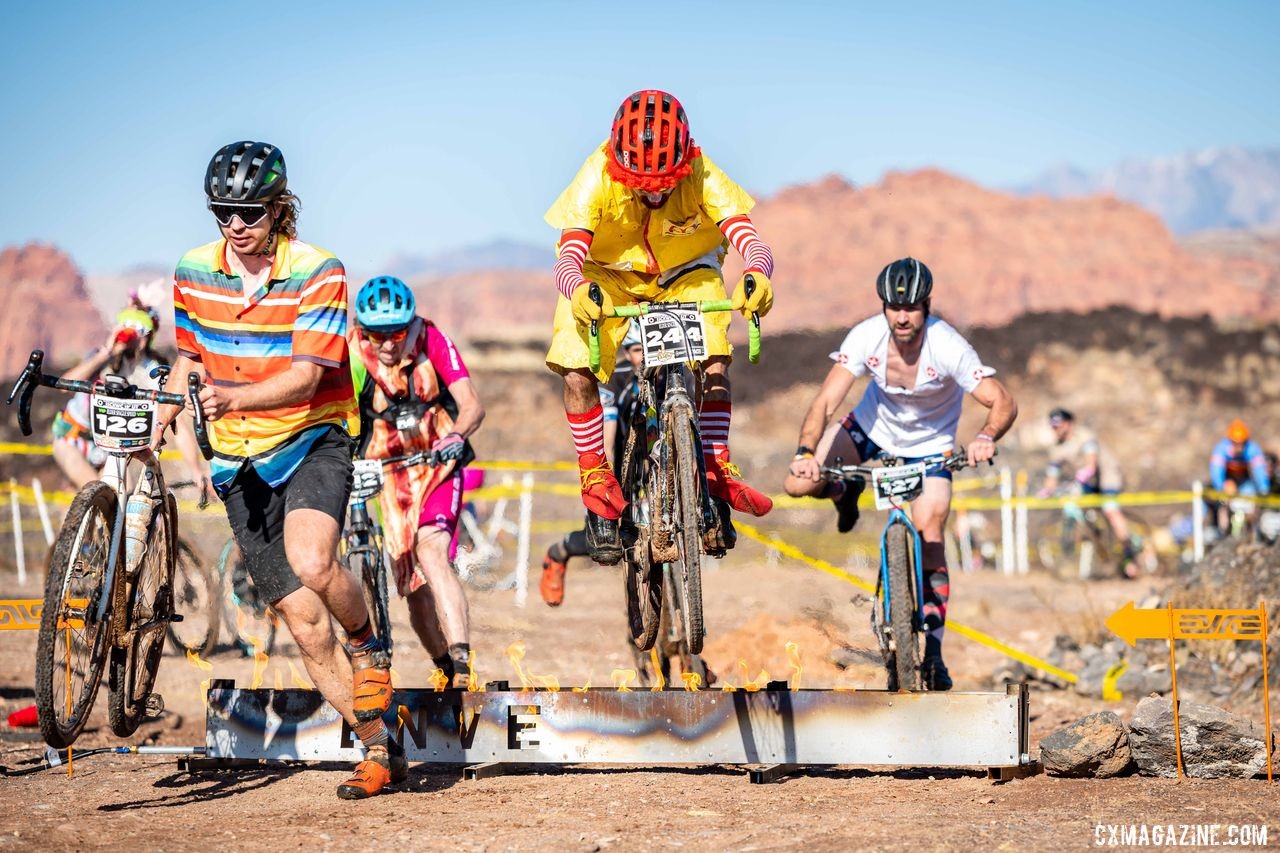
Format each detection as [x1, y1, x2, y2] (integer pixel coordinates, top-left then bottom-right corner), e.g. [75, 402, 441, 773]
[95, 449, 167, 632]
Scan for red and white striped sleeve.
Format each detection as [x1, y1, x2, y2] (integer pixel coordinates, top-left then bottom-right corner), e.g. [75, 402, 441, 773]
[554, 229, 594, 299]
[719, 215, 774, 277]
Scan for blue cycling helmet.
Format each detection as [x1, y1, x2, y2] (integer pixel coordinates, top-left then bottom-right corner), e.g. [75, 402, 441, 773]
[355, 276, 416, 332]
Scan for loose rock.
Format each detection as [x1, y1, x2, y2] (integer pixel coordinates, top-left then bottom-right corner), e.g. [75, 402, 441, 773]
[1039, 711, 1134, 778]
[1128, 696, 1274, 778]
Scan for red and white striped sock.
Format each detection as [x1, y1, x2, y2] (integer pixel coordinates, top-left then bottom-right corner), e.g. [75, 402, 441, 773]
[700, 401, 732, 465]
[567, 404, 606, 462]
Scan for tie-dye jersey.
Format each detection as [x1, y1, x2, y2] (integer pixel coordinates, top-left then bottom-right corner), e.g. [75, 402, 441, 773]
[172, 237, 359, 492]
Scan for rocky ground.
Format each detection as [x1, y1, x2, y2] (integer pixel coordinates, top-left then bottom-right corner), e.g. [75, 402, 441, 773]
[2, 500, 1276, 851]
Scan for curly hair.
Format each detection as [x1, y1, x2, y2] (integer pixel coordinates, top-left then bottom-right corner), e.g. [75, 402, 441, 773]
[273, 189, 301, 240]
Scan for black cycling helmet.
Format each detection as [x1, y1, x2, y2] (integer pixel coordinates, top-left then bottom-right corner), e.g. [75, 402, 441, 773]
[1048, 407, 1074, 424]
[205, 141, 287, 202]
[876, 257, 933, 306]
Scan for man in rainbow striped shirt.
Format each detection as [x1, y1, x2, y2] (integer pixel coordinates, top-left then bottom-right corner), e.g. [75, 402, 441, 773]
[155, 141, 403, 800]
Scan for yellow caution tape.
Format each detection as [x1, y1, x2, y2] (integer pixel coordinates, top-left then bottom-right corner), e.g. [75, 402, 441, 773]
[735, 522, 1080, 684]
[1102, 659, 1128, 701]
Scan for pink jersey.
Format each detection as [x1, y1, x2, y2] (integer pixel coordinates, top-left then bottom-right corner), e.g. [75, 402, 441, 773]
[425, 325, 471, 388]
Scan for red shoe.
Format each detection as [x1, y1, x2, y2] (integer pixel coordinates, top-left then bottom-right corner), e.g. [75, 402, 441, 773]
[540, 554, 566, 607]
[578, 452, 627, 520]
[705, 454, 773, 517]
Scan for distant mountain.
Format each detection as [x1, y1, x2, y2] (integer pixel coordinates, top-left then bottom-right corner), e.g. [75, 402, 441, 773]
[0, 244, 107, 375]
[1019, 146, 1280, 234]
[385, 239, 551, 278]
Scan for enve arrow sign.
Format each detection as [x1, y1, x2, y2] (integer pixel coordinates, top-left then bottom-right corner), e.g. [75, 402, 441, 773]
[1105, 601, 1172, 646]
[1106, 601, 1266, 646]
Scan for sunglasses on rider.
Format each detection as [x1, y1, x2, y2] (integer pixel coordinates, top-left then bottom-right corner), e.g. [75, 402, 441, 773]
[209, 202, 271, 227]
[364, 328, 409, 345]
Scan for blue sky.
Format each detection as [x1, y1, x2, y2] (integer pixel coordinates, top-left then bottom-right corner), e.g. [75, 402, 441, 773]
[2, 0, 1277, 274]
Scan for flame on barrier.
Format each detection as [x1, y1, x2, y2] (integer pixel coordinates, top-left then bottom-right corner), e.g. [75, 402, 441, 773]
[682, 672, 702, 692]
[786, 641, 803, 690]
[738, 660, 770, 692]
[649, 648, 665, 691]
[571, 680, 592, 693]
[288, 661, 312, 690]
[427, 668, 448, 692]
[506, 641, 533, 691]
[390, 668, 402, 688]
[185, 648, 214, 709]
[248, 636, 269, 690]
[466, 649, 480, 692]
[396, 704, 411, 733]
[611, 668, 636, 692]
[273, 670, 283, 691]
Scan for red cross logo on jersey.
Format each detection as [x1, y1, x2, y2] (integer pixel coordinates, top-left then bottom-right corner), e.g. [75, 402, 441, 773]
[926, 366, 937, 379]
[867, 356, 880, 368]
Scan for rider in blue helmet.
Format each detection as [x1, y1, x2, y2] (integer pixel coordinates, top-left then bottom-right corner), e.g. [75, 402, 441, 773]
[347, 274, 486, 690]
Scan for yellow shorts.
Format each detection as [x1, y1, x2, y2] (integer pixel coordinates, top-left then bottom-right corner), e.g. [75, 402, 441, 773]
[545, 260, 732, 381]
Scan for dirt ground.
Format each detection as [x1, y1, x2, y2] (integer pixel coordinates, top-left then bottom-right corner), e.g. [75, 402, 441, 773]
[2, 511, 1277, 851]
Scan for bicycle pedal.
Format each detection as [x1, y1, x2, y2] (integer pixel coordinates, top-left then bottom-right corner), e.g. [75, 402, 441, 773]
[144, 693, 165, 718]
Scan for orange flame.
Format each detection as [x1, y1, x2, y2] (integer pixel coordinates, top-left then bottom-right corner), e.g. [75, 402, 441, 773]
[832, 685, 858, 693]
[737, 660, 770, 692]
[249, 643, 268, 690]
[532, 674, 561, 692]
[571, 680, 592, 693]
[466, 649, 481, 692]
[390, 667, 402, 688]
[505, 641, 533, 691]
[273, 669, 283, 691]
[427, 668, 448, 692]
[611, 668, 637, 692]
[786, 641, 803, 690]
[185, 648, 214, 709]
[396, 704, 411, 733]
[649, 648, 665, 691]
[288, 661, 313, 690]
[682, 672, 702, 692]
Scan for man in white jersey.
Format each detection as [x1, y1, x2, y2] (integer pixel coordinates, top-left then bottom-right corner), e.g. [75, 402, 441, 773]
[784, 258, 1017, 689]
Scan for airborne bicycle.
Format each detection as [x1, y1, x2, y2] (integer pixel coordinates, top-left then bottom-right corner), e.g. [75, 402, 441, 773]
[8, 350, 209, 747]
[821, 449, 975, 692]
[589, 277, 762, 659]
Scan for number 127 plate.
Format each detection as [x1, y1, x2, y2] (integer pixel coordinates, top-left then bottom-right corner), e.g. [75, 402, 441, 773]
[637, 308, 707, 367]
[871, 463, 927, 510]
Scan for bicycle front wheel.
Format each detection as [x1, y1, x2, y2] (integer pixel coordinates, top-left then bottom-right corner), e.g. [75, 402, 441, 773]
[669, 408, 705, 656]
[884, 522, 921, 692]
[352, 549, 394, 657]
[108, 493, 174, 737]
[35, 481, 117, 749]
[166, 538, 220, 656]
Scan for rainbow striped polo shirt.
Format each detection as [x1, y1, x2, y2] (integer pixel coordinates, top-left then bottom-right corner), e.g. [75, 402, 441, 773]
[173, 237, 359, 491]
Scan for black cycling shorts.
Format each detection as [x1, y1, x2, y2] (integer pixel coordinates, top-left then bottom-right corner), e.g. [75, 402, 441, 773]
[221, 427, 354, 604]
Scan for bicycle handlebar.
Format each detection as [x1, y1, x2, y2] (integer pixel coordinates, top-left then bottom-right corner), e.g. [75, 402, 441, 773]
[586, 274, 763, 372]
[5, 349, 212, 459]
[820, 447, 997, 482]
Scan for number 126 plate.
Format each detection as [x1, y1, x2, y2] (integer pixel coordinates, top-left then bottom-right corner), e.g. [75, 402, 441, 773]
[637, 308, 707, 367]
[90, 394, 156, 452]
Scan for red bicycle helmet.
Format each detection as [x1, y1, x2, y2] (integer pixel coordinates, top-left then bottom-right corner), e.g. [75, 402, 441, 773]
[607, 90, 700, 191]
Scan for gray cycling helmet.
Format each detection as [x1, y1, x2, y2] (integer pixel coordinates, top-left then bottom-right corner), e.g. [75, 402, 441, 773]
[205, 141, 287, 202]
[621, 321, 643, 349]
[876, 257, 933, 306]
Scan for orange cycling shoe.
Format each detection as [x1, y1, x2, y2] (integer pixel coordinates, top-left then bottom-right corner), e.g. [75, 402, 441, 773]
[540, 554, 567, 607]
[705, 454, 773, 517]
[578, 452, 627, 520]
[351, 646, 393, 724]
[336, 740, 407, 800]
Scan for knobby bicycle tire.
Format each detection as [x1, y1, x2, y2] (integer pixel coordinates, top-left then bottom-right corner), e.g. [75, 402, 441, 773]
[108, 492, 174, 736]
[217, 538, 277, 657]
[166, 538, 220, 656]
[35, 481, 117, 749]
[884, 522, 921, 691]
[352, 549, 394, 657]
[622, 422, 662, 651]
[670, 407, 705, 656]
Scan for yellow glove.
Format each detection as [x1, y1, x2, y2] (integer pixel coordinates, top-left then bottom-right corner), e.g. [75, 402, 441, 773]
[570, 282, 614, 326]
[731, 272, 773, 318]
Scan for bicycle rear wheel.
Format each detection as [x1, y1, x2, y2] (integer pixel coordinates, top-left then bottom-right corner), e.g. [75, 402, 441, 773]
[166, 537, 220, 656]
[218, 539, 277, 657]
[108, 493, 174, 737]
[35, 481, 117, 749]
[669, 407, 705, 656]
[883, 522, 921, 691]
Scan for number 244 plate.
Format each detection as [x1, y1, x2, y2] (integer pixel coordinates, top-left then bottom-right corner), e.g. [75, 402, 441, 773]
[637, 309, 708, 367]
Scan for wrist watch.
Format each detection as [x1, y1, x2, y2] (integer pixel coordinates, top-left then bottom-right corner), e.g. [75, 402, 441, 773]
[794, 445, 815, 459]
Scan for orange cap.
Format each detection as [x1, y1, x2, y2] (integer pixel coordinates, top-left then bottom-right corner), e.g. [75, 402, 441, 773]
[1227, 419, 1249, 443]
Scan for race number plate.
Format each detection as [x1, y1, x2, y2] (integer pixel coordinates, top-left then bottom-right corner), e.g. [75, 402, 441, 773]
[871, 463, 927, 510]
[351, 458, 385, 501]
[89, 394, 155, 452]
[638, 308, 707, 367]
